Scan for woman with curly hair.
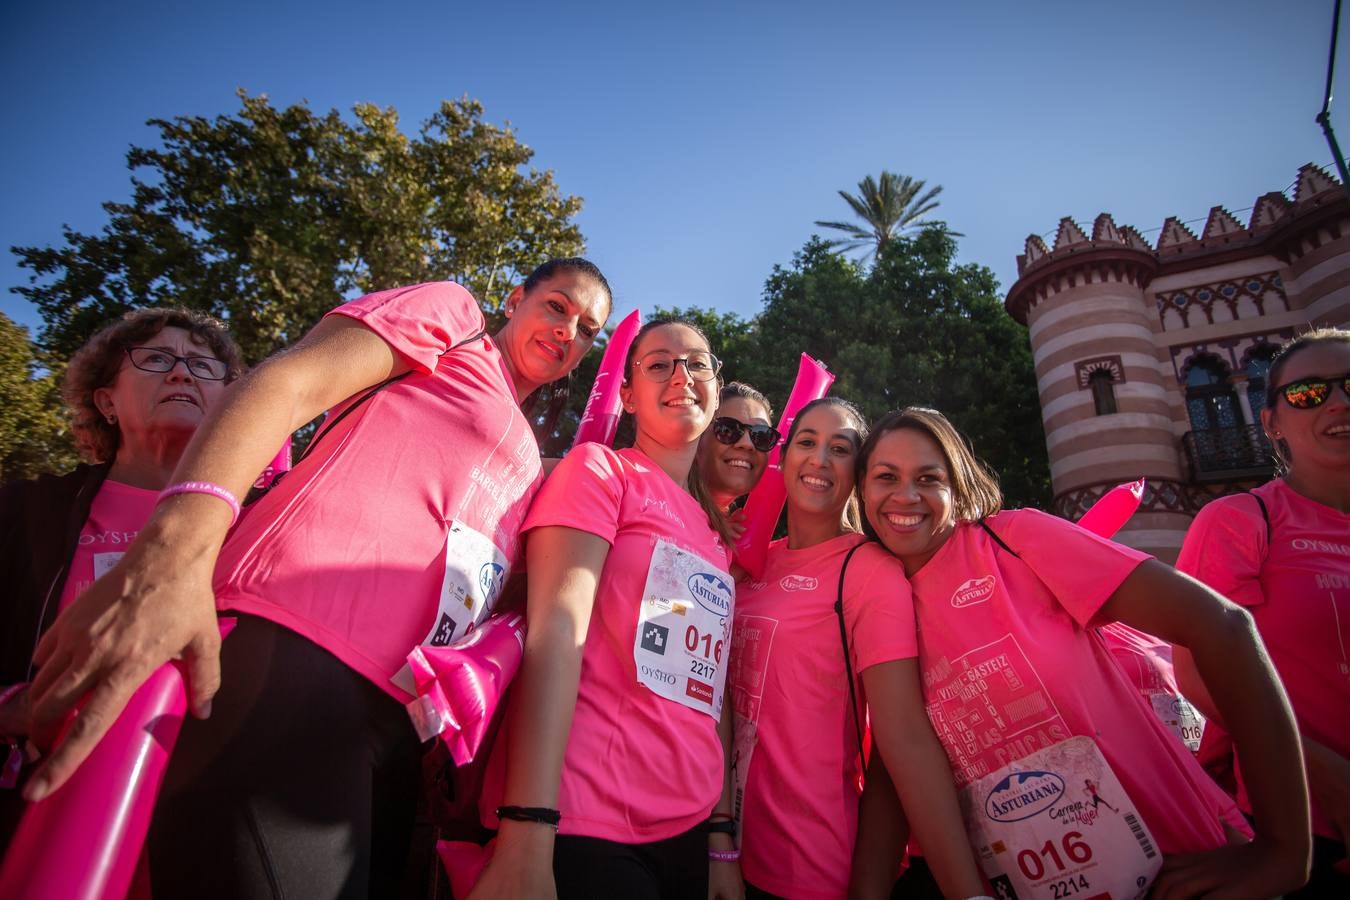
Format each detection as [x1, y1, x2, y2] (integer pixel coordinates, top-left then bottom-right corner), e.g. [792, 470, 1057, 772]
[0, 307, 243, 833]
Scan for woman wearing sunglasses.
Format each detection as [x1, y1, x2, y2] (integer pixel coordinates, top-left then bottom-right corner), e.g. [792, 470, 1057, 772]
[471, 318, 736, 900]
[851, 407, 1310, 899]
[1176, 327, 1350, 896]
[726, 398, 984, 899]
[698, 382, 778, 519]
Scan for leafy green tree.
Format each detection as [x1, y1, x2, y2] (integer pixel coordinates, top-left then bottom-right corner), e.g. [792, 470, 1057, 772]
[0, 313, 76, 481]
[754, 231, 1050, 509]
[12, 91, 586, 364]
[814, 171, 949, 261]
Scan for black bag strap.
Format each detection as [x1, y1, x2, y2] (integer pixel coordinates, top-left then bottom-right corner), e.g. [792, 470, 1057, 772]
[247, 327, 487, 506]
[979, 518, 1020, 558]
[834, 540, 871, 762]
[1241, 490, 1271, 545]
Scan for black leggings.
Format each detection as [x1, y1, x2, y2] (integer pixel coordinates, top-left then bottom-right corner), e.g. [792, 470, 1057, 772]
[148, 614, 422, 900]
[553, 825, 709, 900]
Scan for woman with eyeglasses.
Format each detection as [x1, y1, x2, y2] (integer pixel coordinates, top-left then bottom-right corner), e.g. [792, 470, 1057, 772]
[850, 407, 1310, 899]
[1176, 327, 1350, 896]
[22, 262, 612, 899]
[698, 381, 778, 518]
[0, 307, 243, 837]
[471, 317, 737, 900]
[725, 398, 984, 900]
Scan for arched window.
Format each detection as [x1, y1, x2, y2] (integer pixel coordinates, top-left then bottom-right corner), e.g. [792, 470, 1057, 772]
[1185, 357, 1238, 433]
[1089, 370, 1117, 415]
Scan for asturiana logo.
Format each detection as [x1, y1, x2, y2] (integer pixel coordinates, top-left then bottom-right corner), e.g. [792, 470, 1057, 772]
[688, 572, 733, 615]
[779, 574, 818, 592]
[984, 770, 1065, 823]
[951, 575, 995, 608]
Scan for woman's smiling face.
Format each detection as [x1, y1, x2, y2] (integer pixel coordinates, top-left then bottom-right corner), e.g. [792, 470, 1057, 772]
[861, 426, 957, 576]
[781, 402, 861, 523]
[698, 395, 773, 507]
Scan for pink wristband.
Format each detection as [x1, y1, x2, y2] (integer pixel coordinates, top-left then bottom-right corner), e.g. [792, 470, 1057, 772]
[159, 481, 241, 527]
[708, 849, 740, 863]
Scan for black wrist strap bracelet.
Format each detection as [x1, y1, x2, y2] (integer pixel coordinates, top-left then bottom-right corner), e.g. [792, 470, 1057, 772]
[707, 818, 737, 836]
[497, 805, 562, 828]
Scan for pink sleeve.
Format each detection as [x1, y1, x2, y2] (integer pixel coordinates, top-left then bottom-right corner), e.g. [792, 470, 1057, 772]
[1175, 496, 1267, 609]
[521, 442, 624, 545]
[1000, 509, 1151, 628]
[325, 282, 486, 374]
[843, 545, 918, 672]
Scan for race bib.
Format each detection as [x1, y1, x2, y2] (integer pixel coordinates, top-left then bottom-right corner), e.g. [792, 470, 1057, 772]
[93, 552, 124, 580]
[960, 736, 1161, 900]
[425, 520, 510, 648]
[633, 538, 734, 718]
[1148, 692, 1206, 753]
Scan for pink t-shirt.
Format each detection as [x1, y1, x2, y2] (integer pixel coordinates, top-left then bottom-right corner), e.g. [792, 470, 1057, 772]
[731, 534, 916, 900]
[1176, 479, 1350, 839]
[214, 282, 542, 697]
[910, 509, 1237, 856]
[59, 480, 158, 611]
[482, 443, 732, 843]
[1100, 622, 1207, 754]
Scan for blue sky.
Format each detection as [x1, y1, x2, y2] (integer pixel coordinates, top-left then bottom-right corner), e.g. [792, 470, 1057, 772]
[0, 1, 1341, 336]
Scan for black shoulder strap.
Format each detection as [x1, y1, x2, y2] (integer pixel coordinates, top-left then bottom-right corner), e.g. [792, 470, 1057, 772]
[1242, 490, 1271, 545]
[295, 327, 487, 467]
[979, 518, 1020, 558]
[835, 540, 871, 762]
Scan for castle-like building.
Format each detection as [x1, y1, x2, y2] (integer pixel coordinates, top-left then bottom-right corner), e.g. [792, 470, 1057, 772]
[1005, 163, 1350, 562]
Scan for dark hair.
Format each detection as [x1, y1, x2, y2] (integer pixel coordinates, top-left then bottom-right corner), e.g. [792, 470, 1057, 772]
[856, 407, 1003, 542]
[520, 257, 614, 439]
[62, 307, 245, 463]
[623, 316, 735, 546]
[1262, 326, 1350, 473]
[719, 381, 774, 422]
[783, 397, 869, 533]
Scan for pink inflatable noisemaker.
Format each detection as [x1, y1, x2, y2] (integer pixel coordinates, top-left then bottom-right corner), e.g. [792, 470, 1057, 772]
[734, 354, 834, 578]
[438, 838, 494, 898]
[252, 436, 293, 491]
[405, 613, 526, 766]
[1076, 478, 1146, 538]
[572, 309, 642, 448]
[0, 620, 236, 900]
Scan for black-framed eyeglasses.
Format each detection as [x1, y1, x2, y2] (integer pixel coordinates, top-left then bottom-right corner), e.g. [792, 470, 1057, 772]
[125, 347, 229, 381]
[710, 416, 780, 452]
[1273, 372, 1350, 409]
[632, 351, 722, 383]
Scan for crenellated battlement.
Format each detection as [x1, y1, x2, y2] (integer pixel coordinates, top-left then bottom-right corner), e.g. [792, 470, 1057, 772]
[1006, 163, 1348, 324]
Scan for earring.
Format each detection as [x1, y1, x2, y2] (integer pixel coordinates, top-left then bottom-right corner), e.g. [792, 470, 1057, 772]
[107, 414, 117, 425]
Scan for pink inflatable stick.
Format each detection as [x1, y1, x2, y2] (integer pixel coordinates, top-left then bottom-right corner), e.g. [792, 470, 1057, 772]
[252, 436, 293, 491]
[0, 620, 236, 900]
[405, 613, 526, 766]
[1076, 478, 1146, 539]
[573, 309, 642, 448]
[734, 354, 834, 579]
[438, 838, 495, 898]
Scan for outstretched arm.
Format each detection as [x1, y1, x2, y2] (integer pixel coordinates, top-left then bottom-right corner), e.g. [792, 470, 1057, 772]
[469, 525, 609, 900]
[859, 659, 985, 898]
[1099, 560, 1310, 898]
[24, 316, 408, 801]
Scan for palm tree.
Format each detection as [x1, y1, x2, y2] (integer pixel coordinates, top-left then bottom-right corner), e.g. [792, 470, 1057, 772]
[815, 171, 952, 260]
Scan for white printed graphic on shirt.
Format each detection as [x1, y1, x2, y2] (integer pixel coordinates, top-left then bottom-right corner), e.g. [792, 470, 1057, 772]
[923, 633, 1070, 788]
[729, 614, 779, 830]
[633, 538, 735, 719]
[961, 735, 1161, 900]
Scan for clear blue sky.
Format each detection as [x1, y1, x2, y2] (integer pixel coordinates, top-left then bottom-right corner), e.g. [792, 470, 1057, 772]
[0, 0, 1341, 336]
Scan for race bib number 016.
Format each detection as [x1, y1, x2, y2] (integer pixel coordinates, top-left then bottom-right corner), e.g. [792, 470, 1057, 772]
[634, 538, 734, 719]
[959, 736, 1161, 900]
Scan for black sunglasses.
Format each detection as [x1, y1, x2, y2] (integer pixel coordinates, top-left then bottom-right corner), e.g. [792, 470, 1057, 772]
[1273, 372, 1350, 409]
[711, 416, 781, 452]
